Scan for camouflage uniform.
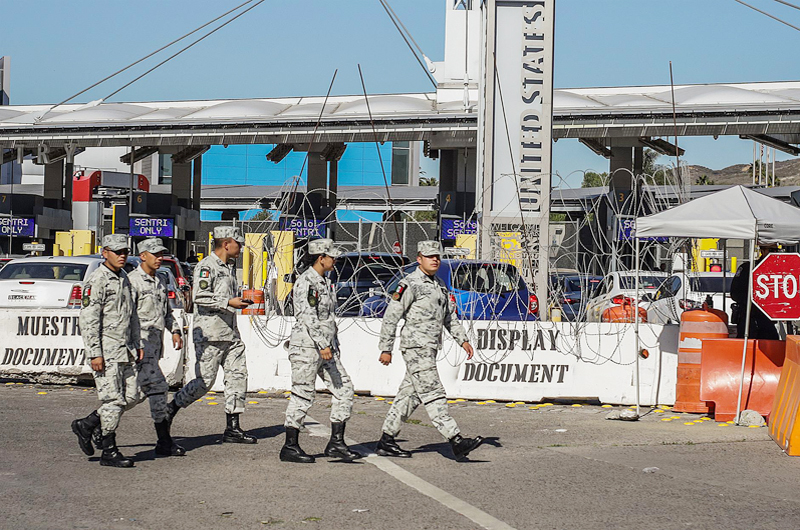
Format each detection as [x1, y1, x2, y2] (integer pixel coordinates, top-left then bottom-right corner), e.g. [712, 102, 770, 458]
[379, 266, 469, 440]
[80, 262, 143, 435]
[128, 264, 182, 422]
[173, 252, 247, 413]
[285, 266, 354, 429]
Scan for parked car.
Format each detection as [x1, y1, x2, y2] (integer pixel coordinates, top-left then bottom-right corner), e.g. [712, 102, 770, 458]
[161, 256, 193, 310]
[281, 252, 409, 317]
[359, 260, 539, 321]
[330, 253, 410, 316]
[123, 256, 187, 311]
[0, 256, 104, 308]
[585, 271, 668, 322]
[549, 274, 602, 321]
[646, 272, 735, 324]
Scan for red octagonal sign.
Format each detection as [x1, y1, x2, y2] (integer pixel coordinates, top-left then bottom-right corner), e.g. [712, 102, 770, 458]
[752, 253, 800, 321]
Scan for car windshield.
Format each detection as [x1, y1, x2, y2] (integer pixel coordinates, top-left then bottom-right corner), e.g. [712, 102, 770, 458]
[564, 277, 601, 293]
[452, 263, 525, 294]
[689, 276, 734, 293]
[334, 255, 407, 283]
[0, 262, 89, 281]
[618, 275, 663, 290]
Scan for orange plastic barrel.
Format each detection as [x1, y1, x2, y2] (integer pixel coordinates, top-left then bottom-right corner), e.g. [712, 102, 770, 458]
[601, 301, 647, 323]
[674, 308, 729, 413]
[242, 289, 265, 315]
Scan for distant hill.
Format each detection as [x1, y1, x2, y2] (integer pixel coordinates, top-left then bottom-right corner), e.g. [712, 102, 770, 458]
[682, 158, 800, 186]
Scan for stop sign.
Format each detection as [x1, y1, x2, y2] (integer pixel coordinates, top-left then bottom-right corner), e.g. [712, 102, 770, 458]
[392, 241, 402, 255]
[751, 253, 800, 320]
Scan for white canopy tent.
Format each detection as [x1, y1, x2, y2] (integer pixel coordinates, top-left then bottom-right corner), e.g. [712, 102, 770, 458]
[637, 186, 800, 243]
[634, 186, 800, 422]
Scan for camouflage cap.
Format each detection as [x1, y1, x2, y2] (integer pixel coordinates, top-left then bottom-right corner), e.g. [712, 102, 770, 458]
[417, 240, 443, 257]
[102, 233, 129, 252]
[308, 238, 343, 258]
[138, 237, 168, 255]
[213, 225, 245, 244]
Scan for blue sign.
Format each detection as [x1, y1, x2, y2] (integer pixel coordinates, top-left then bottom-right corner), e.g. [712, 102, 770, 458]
[617, 218, 668, 243]
[0, 217, 35, 237]
[441, 219, 477, 240]
[130, 217, 174, 237]
[279, 218, 325, 238]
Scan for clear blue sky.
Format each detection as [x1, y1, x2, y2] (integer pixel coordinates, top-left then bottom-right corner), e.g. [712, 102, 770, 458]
[3, 0, 799, 185]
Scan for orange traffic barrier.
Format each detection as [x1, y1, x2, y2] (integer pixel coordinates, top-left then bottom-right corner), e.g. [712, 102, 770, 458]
[674, 309, 729, 413]
[699, 338, 786, 422]
[601, 301, 647, 323]
[242, 289, 265, 315]
[769, 336, 800, 455]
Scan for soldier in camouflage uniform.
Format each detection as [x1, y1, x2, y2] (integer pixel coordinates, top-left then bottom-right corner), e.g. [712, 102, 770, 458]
[376, 240, 484, 461]
[280, 239, 362, 463]
[128, 238, 186, 456]
[71, 234, 144, 468]
[165, 226, 257, 444]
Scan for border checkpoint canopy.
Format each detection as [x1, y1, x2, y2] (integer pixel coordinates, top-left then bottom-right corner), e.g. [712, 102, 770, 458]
[635, 186, 800, 244]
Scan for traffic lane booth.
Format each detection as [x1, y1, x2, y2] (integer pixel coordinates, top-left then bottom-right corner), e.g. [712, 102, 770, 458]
[0, 309, 186, 385]
[199, 316, 681, 406]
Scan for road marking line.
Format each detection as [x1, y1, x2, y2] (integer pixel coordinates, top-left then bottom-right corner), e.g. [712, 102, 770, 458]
[305, 417, 516, 530]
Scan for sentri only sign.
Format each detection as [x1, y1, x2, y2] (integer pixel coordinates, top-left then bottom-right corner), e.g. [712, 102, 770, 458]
[752, 253, 800, 321]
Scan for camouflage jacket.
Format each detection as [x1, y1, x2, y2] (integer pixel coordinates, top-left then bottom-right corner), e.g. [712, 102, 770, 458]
[128, 265, 181, 343]
[192, 253, 239, 343]
[290, 267, 338, 351]
[80, 264, 142, 362]
[378, 267, 468, 352]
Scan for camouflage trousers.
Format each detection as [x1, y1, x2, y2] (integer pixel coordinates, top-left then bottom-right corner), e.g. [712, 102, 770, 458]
[136, 338, 170, 423]
[93, 361, 143, 435]
[174, 340, 247, 414]
[382, 347, 459, 440]
[284, 346, 354, 429]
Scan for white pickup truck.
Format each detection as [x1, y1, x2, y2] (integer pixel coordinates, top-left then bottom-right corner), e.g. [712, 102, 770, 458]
[0, 256, 105, 308]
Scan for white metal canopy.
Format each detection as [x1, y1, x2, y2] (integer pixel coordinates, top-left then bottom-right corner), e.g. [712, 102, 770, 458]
[635, 186, 800, 244]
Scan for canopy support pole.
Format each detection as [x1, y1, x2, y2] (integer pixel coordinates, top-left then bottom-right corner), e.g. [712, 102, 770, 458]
[635, 236, 641, 416]
[735, 233, 757, 424]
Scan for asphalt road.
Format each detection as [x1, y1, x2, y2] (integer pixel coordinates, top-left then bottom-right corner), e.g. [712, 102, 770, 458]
[2, 382, 799, 530]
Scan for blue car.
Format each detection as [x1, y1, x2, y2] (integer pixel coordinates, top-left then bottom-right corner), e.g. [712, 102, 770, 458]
[359, 260, 539, 321]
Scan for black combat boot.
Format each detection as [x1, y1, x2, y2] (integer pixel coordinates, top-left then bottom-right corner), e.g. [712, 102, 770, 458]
[449, 434, 484, 461]
[71, 411, 100, 456]
[165, 400, 180, 424]
[92, 425, 103, 451]
[375, 432, 411, 458]
[154, 420, 186, 457]
[324, 422, 363, 461]
[222, 413, 257, 444]
[99, 433, 134, 468]
[280, 427, 315, 463]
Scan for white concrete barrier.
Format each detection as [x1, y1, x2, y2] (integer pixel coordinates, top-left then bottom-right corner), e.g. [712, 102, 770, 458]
[199, 316, 679, 406]
[0, 309, 187, 385]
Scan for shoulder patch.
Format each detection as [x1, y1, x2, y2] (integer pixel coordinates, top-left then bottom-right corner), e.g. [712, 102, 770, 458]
[199, 268, 211, 278]
[392, 283, 407, 301]
[81, 285, 91, 307]
[308, 288, 319, 307]
[199, 279, 209, 290]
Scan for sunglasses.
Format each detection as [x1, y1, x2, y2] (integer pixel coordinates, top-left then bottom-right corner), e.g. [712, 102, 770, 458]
[106, 248, 130, 255]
